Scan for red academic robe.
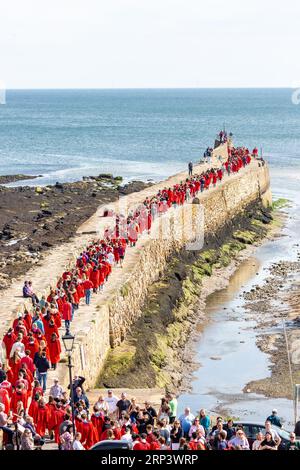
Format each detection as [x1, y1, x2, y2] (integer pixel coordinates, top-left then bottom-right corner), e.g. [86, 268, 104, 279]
[62, 302, 72, 321]
[10, 389, 28, 414]
[52, 311, 62, 329]
[80, 421, 98, 449]
[20, 355, 35, 375]
[49, 338, 61, 365]
[44, 323, 59, 344]
[91, 414, 104, 442]
[25, 338, 40, 359]
[90, 270, 100, 289]
[2, 332, 17, 357]
[35, 405, 49, 436]
[23, 313, 33, 331]
[0, 388, 10, 413]
[28, 399, 39, 423]
[46, 402, 57, 432]
[53, 408, 66, 443]
[0, 380, 13, 398]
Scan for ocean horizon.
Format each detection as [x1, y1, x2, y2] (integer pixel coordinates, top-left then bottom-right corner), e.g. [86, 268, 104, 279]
[0, 88, 299, 188]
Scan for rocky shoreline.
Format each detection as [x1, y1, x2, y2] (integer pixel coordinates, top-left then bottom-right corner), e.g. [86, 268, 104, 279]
[0, 174, 40, 184]
[97, 201, 276, 392]
[0, 174, 151, 290]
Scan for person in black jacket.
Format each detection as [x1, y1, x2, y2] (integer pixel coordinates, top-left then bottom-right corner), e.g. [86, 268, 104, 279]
[68, 375, 86, 394]
[33, 351, 50, 392]
[170, 420, 183, 450]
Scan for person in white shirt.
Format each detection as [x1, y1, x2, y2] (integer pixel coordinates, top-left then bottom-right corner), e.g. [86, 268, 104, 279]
[10, 333, 26, 358]
[49, 379, 64, 399]
[106, 252, 115, 266]
[0, 341, 6, 364]
[252, 432, 264, 450]
[73, 432, 85, 450]
[95, 395, 109, 414]
[105, 389, 119, 417]
[121, 426, 133, 445]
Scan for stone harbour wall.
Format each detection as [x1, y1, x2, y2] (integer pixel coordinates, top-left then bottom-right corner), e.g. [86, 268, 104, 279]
[65, 162, 271, 389]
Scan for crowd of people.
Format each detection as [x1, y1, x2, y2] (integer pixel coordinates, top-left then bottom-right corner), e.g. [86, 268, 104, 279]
[0, 144, 258, 450]
[1, 381, 300, 450]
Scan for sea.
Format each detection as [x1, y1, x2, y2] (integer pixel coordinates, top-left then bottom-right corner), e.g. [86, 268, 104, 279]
[0, 88, 299, 191]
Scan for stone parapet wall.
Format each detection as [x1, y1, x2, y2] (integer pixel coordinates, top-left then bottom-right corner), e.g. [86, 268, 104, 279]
[65, 162, 271, 389]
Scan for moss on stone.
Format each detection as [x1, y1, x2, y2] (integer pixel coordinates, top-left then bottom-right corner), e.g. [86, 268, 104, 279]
[98, 348, 135, 384]
[271, 198, 290, 210]
[233, 230, 257, 244]
[150, 334, 168, 368]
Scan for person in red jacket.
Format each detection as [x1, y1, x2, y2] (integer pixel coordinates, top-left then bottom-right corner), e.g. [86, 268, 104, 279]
[62, 297, 73, 333]
[82, 277, 93, 305]
[48, 332, 61, 370]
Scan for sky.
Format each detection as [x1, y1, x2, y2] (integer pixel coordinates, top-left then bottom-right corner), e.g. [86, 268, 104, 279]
[0, 0, 300, 89]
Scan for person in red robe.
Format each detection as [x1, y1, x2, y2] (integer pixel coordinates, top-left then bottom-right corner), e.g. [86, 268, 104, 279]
[20, 350, 35, 375]
[23, 310, 33, 331]
[49, 332, 61, 370]
[91, 406, 104, 442]
[2, 329, 17, 357]
[45, 396, 57, 439]
[10, 384, 28, 414]
[25, 334, 40, 359]
[8, 352, 22, 384]
[44, 319, 59, 345]
[0, 375, 13, 397]
[150, 433, 161, 450]
[32, 379, 44, 398]
[90, 267, 100, 292]
[53, 404, 66, 443]
[0, 387, 10, 413]
[62, 297, 72, 332]
[28, 394, 40, 423]
[79, 411, 98, 449]
[133, 434, 151, 450]
[50, 308, 62, 329]
[35, 398, 49, 437]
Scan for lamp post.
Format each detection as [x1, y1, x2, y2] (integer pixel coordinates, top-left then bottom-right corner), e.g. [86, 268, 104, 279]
[62, 332, 76, 434]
